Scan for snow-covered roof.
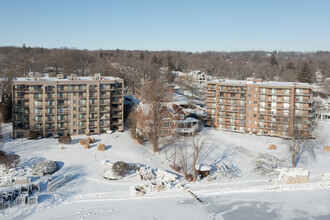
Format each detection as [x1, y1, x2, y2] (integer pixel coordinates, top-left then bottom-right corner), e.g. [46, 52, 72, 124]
[178, 117, 199, 123]
[138, 101, 183, 117]
[13, 76, 121, 82]
[209, 79, 311, 87]
[195, 164, 212, 171]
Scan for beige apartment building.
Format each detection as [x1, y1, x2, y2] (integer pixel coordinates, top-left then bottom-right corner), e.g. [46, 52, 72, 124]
[12, 74, 124, 138]
[206, 78, 312, 138]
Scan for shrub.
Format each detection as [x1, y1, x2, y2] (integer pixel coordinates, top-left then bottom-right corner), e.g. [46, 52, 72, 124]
[58, 135, 72, 144]
[185, 174, 194, 182]
[80, 140, 85, 145]
[28, 130, 38, 139]
[112, 161, 130, 177]
[0, 150, 20, 169]
[90, 138, 95, 143]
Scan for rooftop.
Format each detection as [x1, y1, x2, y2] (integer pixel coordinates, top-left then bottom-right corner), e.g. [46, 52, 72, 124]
[209, 79, 311, 87]
[13, 74, 122, 82]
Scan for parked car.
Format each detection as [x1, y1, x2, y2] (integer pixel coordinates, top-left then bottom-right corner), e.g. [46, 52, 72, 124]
[53, 135, 60, 139]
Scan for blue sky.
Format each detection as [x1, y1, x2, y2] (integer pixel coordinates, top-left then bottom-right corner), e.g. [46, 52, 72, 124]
[0, 0, 329, 52]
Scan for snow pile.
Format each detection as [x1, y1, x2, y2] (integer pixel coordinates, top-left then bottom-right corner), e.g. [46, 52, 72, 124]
[32, 160, 59, 176]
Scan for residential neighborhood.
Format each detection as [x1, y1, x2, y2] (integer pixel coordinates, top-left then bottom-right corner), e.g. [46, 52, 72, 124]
[1, 1, 330, 219]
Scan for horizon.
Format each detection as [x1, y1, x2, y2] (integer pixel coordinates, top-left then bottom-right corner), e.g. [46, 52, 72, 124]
[1, 45, 329, 54]
[1, 0, 330, 52]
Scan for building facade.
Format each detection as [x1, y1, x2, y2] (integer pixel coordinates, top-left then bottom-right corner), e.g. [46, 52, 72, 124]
[206, 78, 312, 138]
[136, 102, 200, 138]
[12, 74, 124, 138]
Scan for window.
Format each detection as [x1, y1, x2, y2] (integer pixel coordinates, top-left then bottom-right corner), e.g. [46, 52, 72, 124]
[248, 100, 252, 104]
[100, 84, 106, 90]
[162, 118, 172, 128]
[248, 94, 252, 97]
[255, 88, 258, 91]
[248, 87, 252, 91]
[254, 94, 258, 98]
[254, 101, 257, 104]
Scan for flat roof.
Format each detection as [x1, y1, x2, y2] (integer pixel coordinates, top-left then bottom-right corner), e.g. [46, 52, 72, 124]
[208, 79, 311, 87]
[13, 76, 122, 82]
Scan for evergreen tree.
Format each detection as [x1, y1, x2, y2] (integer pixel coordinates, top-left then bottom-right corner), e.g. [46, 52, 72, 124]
[298, 62, 313, 83]
[286, 61, 295, 70]
[270, 53, 278, 66]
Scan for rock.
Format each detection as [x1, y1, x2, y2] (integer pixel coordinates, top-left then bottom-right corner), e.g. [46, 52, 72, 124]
[32, 160, 59, 175]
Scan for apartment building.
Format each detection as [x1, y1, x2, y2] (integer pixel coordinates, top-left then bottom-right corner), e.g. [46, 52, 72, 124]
[206, 78, 313, 138]
[12, 74, 124, 138]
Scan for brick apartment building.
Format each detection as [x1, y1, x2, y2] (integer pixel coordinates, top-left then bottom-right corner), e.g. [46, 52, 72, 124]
[206, 78, 312, 138]
[12, 73, 124, 138]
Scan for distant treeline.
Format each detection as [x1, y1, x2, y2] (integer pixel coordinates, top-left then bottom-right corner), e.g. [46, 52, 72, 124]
[1, 46, 330, 87]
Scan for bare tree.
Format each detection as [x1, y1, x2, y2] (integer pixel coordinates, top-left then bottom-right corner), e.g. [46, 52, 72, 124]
[178, 143, 188, 178]
[138, 81, 173, 153]
[191, 136, 207, 182]
[286, 114, 317, 167]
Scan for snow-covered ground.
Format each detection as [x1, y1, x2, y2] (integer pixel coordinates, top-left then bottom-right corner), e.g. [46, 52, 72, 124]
[0, 121, 330, 219]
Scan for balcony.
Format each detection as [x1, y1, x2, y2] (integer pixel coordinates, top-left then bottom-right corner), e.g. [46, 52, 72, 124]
[57, 95, 68, 100]
[16, 95, 29, 100]
[112, 114, 123, 118]
[15, 86, 29, 92]
[295, 98, 312, 103]
[219, 96, 245, 100]
[45, 87, 54, 92]
[207, 86, 217, 91]
[219, 88, 246, 93]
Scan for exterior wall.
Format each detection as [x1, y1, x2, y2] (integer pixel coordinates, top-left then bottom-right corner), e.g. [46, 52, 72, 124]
[136, 103, 187, 137]
[207, 81, 312, 138]
[12, 77, 124, 138]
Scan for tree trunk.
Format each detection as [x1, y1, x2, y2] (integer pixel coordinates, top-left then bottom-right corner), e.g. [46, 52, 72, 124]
[152, 139, 158, 153]
[192, 158, 197, 182]
[292, 137, 296, 168]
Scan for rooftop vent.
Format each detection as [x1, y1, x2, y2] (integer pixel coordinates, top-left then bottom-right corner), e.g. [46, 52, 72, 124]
[95, 73, 101, 80]
[69, 74, 77, 80]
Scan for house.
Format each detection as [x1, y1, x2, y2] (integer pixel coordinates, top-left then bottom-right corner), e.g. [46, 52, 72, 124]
[136, 102, 200, 138]
[313, 96, 330, 120]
